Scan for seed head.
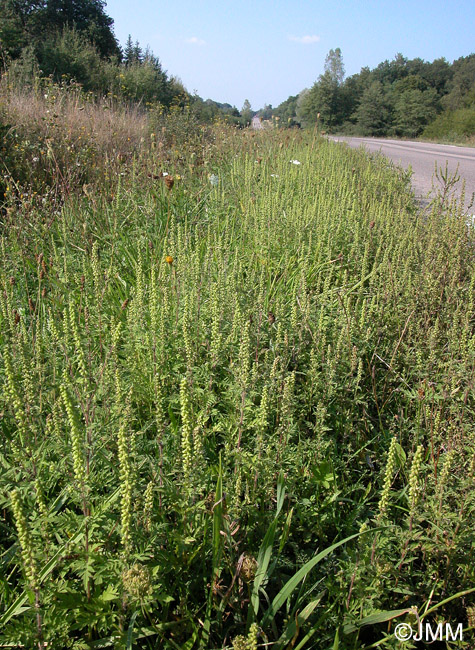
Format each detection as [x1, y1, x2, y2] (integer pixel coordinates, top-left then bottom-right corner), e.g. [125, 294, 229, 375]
[240, 554, 258, 582]
[122, 563, 153, 604]
[164, 175, 174, 190]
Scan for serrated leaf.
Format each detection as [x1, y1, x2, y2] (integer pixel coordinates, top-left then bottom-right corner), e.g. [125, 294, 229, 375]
[99, 585, 119, 602]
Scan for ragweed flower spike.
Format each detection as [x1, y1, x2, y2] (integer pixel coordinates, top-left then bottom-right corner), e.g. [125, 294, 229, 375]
[117, 396, 134, 554]
[408, 444, 424, 513]
[180, 377, 193, 480]
[11, 490, 38, 591]
[377, 436, 398, 521]
[247, 623, 259, 650]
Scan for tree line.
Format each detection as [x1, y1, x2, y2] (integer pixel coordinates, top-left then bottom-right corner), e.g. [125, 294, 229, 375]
[0, 0, 245, 123]
[1, 2, 474, 138]
[270, 49, 475, 140]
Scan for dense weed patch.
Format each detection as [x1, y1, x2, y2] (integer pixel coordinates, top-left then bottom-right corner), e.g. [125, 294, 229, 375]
[1, 120, 474, 648]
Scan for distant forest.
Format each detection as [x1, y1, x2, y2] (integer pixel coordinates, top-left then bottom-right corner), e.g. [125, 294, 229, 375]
[1, 0, 474, 140]
[270, 48, 475, 141]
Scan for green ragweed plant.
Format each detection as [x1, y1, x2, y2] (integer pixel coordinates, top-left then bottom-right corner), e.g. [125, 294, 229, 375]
[377, 436, 398, 522]
[1, 114, 475, 648]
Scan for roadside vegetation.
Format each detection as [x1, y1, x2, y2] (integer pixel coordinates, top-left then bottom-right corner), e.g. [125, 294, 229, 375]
[1, 2, 475, 648]
[1, 81, 475, 647]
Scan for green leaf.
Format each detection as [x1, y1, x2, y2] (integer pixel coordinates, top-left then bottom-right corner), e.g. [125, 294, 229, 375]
[261, 527, 386, 629]
[332, 627, 340, 650]
[394, 443, 406, 468]
[99, 585, 119, 602]
[202, 456, 224, 649]
[275, 470, 285, 517]
[273, 593, 324, 650]
[211, 455, 224, 573]
[311, 461, 335, 488]
[343, 608, 412, 634]
[0, 487, 121, 628]
[278, 507, 294, 555]
[126, 611, 139, 650]
[249, 472, 286, 621]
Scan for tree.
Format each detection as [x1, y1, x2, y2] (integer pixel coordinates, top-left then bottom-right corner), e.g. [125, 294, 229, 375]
[259, 104, 273, 120]
[442, 54, 475, 110]
[0, 0, 120, 60]
[325, 47, 345, 85]
[337, 66, 373, 126]
[42, 0, 120, 58]
[274, 94, 299, 126]
[37, 26, 106, 90]
[317, 70, 340, 128]
[124, 34, 134, 66]
[132, 40, 143, 64]
[374, 53, 408, 85]
[300, 48, 346, 130]
[393, 86, 438, 137]
[295, 88, 313, 127]
[423, 57, 452, 96]
[241, 99, 252, 126]
[0, 0, 45, 58]
[355, 81, 391, 136]
[116, 46, 172, 104]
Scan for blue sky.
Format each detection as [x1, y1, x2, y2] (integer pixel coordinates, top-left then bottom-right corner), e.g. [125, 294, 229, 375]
[106, 0, 475, 110]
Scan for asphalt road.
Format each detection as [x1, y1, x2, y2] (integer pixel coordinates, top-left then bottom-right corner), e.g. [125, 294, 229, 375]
[329, 136, 475, 213]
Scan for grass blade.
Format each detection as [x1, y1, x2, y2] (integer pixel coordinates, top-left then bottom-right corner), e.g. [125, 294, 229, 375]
[261, 527, 385, 629]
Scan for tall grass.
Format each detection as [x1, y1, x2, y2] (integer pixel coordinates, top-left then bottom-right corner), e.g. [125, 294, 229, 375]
[0, 75, 150, 205]
[1, 110, 474, 648]
[0, 74, 246, 212]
